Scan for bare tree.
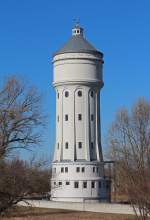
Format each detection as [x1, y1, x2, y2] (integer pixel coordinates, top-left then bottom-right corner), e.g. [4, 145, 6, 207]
[0, 75, 47, 215]
[107, 98, 150, 220]
[0, 76, 44, 159]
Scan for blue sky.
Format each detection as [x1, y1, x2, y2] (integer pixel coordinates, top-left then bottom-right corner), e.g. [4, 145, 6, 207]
[0, 0, 150, 160]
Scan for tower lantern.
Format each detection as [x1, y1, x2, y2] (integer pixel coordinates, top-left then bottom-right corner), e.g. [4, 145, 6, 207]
[51, 25, 110, 202]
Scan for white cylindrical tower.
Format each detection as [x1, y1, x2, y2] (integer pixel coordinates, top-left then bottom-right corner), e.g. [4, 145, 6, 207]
[51, 25, 110, 202]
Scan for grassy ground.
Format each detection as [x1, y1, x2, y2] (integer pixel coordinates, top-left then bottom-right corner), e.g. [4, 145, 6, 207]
[1, 206, 136, 220]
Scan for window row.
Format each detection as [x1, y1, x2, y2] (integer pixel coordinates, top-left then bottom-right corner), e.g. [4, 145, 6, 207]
[57, 91, 94, 99]
[57, 142, 94, 149]
[57, 114, 94, 122]
[61, 167, 68, 173]
[53, 180, 109, 189]
[53, 166, 99, 173]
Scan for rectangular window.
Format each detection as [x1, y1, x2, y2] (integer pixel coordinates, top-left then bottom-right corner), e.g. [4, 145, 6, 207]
[53, 168, 56, 173]
[61, 167, 64, 173]
[65, 114, 68, 121]
[54, 182, 56, 185]
[99, 181, 101, 188]
[76, 167, 80, 172]
[96, 167, 99, 173]
[93, 167, 95, 172]
[59, 182, 62, 186]
[74, 181, 79, 188]
[78, 142, 82, 149]
[65, 167, 68, 172]
[66, 181, 70, 185]
[57, 143, 59, 149]
[65, 142, 68, 149]
[91, 114, 94, 121]
[106, 182, 110, 189]
[57, 115, 59, 122]
[81, 167, 85, 172]
[78, 114, 82, 120]
[91, 181, 95, 188]
[83, 181, 87, 188]
[91, 142, 94, 148]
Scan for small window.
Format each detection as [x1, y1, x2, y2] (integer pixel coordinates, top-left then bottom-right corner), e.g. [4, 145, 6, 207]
[61, 167, 64, 173]
[78, 90, 82, 97]
[83, 181, 87, 188]
[99, 181, 101, 188]
[91, 91, 94, 97]
[91, 181, 95, 188]
[91, 142, 94, 148]
[74, 181, 79, 188]
[65, 167, 68, 172]
[65, 114, 68, 121]
[78, 114, 82, 120]
[57, 143, 59, 149]
[57, 93, 59, 99]
[78, 142, 82, 149]
[106, 182, 110, 189]
[65, 142, 68, 149]
[96, 167, 99, 173]
[91, 114, 94, 121]
[66, 181, 70, 185]
[93, 167, 95, 172]
[59, 181, 62, 186]
[77, 30, 80, 33]
[65, 91, 69, 97]
[54, 181, 56, 185]
[81, 167, 85, 172]
[53, 167, 56, 173]
[76, 167, 80, 172]
[57, 115, 59, 122]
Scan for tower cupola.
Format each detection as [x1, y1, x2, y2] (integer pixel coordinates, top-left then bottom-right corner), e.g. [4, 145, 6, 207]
[72, 25, 84, 36]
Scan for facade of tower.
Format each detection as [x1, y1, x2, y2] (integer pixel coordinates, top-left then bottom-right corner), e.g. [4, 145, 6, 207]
[51, 25, 110, 202]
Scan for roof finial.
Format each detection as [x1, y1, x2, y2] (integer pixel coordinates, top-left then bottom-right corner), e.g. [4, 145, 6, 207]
[73, 18, 80, 27]
[72, 18, 84, 36]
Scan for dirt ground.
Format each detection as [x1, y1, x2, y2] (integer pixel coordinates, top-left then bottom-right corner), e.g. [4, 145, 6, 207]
[1, 206, 136, 220]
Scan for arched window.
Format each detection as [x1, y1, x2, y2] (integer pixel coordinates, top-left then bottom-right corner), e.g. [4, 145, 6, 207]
[91, 91, 94, 97]
[77, 90, 82, 97]
[65, 91, 69, 97]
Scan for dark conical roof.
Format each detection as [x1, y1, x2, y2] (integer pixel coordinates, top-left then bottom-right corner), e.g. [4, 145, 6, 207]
[53, 26, 103, 57]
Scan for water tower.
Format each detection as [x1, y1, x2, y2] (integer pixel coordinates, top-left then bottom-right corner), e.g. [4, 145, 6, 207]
[51, 24, 110, 202]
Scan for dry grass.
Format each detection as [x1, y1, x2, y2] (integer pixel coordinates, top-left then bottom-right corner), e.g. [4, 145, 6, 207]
[1, 206, 136, 220]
